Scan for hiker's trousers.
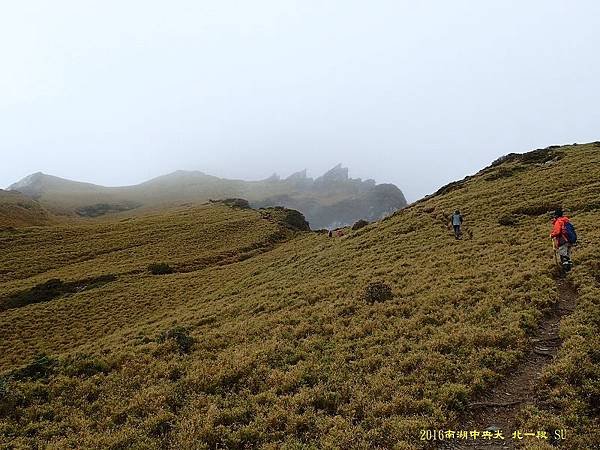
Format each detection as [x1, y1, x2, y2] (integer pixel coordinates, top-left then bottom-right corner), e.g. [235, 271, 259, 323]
[558, 243, 572, 259]
[453, 225, 461, 238]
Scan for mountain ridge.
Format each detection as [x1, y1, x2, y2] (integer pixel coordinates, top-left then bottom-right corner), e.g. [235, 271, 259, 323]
[8, 165, 408, 229]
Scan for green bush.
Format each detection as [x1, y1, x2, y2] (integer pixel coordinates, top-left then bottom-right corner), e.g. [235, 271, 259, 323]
[159, 326, 195, 354]
[0, 378, 7, 399]
[363, 281, 393, 304]
[498, 215, 519, 226]
[512, 203, 561, 217]
[486, 165, 527, 181]
[62, 354, 112, 377]
[260, 207, 310, 231]
[351, 219, 369, 231]
[11, 354, 57, 381]
[222, 198, 251, 209]
[209, 198, 251, 209]
[2, 275, 116, 311]
[148, 263, 174, 275]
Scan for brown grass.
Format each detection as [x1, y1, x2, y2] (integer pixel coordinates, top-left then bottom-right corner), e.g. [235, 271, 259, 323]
[0, 144, 598, 449]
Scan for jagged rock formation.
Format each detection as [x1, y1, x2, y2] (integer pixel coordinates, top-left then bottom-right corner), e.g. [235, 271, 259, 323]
[252, 165, 407, 228]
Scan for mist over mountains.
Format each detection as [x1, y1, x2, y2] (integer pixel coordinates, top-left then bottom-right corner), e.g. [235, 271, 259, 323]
[7, 165, 407, 229]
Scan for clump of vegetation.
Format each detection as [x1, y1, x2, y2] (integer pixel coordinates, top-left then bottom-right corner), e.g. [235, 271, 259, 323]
[210, 198, 251, 209]
[0, 378, 15, 417]
[260, 207, 310, 231]
[75, 202, 139, 217]
[10, 354, 57, 381]
[148, 262, 174, 275]
[363, 281, 393, 303]
[489, 147, 563, 167]
[158, 326, 195, 354]
[432, 177, 469, 196]
[1, 275, 116, 311]
[0, 378, 6, 398]
[498, 215, 519, 226]
[9, 278, 66, 306]
[485, 165, 527, 181]
[577, 200, 600, 213]
[520, 148, 564, 165]
[351, 219, 369, 230]
[61, 354, 113, 377]
[512, 202, 561, 217]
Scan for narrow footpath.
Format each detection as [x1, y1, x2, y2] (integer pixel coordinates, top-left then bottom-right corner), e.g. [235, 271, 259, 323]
[449, 277, 577, 449]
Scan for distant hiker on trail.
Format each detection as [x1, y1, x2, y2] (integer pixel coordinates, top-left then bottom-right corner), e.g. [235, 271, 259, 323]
[328, 230, 333, 238]
[449, 210, 463, 239]
[551, 208, 576, 272]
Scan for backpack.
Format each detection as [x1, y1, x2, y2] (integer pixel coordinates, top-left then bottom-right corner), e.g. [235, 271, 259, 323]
[564, 221, 577, 244]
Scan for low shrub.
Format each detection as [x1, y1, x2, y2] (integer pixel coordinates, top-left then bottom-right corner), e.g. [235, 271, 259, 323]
[148, 263, 174, 275]
[11, 355, 57, 381]
[432, 179, 468, 197]
[260, 207, 310, 231]
[62, 354, 112, 377]
[512, 203, 561, 217]
[75, 202, 140, 217]
[363, 281, 393, 304]
[486, 165, 527, 181]
[351, 219, 369, 231]
[159, 326, 195, 354]
[222, 198, 251, 209]
[498, 215, 519, 226]
[0, 378, 7, 399]
[489, 148, 563, 168]
[1, 275, 117, 311]
[209, 198, 251, 209]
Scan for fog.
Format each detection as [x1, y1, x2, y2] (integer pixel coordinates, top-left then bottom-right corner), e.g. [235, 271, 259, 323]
[1, 1, 599, 201]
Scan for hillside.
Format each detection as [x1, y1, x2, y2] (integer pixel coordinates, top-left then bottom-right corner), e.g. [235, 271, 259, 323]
[1, 143, 599, 449]
[7, 165, 407, 229]
[0, 190, 52, 228]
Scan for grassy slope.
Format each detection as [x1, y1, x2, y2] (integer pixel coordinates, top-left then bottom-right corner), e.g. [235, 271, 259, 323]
[0, 190, 52, 228]
[0, 143, 599, 449]
[0, 205, 284, 369]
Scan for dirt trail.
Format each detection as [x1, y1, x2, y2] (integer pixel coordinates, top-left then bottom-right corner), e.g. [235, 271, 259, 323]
[445, 276, 577, 449]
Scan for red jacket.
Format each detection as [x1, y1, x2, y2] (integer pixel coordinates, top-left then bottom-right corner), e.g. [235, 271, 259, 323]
[551, 216, 570, 245]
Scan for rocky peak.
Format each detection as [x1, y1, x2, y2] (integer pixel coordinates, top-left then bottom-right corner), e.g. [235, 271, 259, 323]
[285, 169, 309, 181]
[316, 164, 348, 183]
[265, 173, 280, 182]
[8, 172, 46, 191]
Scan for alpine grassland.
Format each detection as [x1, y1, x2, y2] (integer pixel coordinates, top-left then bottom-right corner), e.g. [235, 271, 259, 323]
[1, 143, 599, 449]
[0, 190, 52, 228]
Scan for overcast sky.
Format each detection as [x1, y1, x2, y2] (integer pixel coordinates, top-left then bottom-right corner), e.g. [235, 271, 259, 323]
[1, 1, 599, 201]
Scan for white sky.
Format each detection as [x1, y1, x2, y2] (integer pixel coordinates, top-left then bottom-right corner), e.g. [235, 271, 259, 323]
[1, 0, 599, 201]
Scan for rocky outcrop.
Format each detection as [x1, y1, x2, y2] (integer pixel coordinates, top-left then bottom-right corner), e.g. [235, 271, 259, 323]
[315, 163, 349, 184]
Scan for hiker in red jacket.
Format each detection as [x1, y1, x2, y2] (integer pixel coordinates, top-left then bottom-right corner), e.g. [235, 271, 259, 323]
[550, 208, 574, 272]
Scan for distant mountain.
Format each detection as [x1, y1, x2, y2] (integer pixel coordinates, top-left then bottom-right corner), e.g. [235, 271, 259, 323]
[8, 166, 407, 229]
